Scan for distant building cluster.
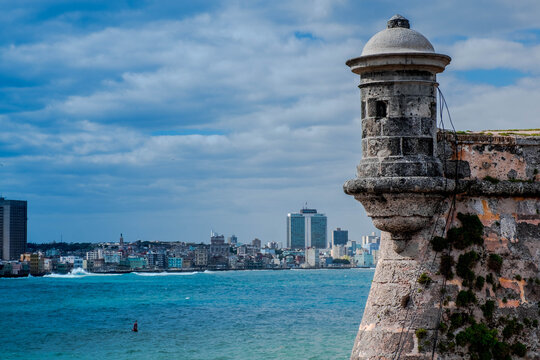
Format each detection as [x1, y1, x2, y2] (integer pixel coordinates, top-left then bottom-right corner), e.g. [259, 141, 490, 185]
[0, 204, 381, 276]
[330, 229, 381, 268]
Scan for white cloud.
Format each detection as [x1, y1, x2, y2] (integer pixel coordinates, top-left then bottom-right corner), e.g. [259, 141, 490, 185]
[3, 7, 361, 130]
[441, 75, 540, 131]
[444, 38, 540, 72]
[2, 0, 540, 243]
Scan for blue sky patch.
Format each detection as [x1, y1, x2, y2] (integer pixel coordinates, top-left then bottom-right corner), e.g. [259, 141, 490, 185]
[294, 31, 318, 41]
[151, 129, 225, 136]
[455, 69, 526, 87]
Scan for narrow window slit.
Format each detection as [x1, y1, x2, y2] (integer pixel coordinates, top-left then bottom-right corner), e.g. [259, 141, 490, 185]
[375, 101, 387, 118]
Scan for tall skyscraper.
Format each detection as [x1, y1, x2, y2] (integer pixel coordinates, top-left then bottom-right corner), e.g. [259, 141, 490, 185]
[332, 228, 348, 247]
[0, 197, 28, 261]
[286, 208, 327, 249]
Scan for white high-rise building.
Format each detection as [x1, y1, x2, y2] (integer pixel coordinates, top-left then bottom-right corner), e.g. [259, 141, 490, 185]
[305, 248, 319, 268]
[286, 207, 327, 249]
[86, 249, 103, 261]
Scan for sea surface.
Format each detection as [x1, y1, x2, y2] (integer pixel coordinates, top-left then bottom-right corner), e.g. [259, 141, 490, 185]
[0, 268, 374, 360]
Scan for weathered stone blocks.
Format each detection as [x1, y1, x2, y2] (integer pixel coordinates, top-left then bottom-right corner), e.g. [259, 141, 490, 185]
[402, 137, 433, 156]
[345, 14, 540, 360]
[362, 118, 382, 137]
[364, 137, 402, 157]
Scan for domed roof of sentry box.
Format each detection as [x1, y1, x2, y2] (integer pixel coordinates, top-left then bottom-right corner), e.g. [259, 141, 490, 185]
[361, 15, 435, 56]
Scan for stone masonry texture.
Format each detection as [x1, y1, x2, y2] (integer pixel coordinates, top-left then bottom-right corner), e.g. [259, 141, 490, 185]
[344, 15, 540, 360]
[349, 134, 540, 359]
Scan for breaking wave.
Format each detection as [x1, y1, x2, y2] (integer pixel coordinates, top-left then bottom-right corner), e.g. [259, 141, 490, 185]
[44, 269, 123, 278]
[133, 271, 198, 276]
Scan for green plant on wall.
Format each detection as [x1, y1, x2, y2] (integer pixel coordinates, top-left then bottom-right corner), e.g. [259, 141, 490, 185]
[456, 250, 480, 284]
[418, 272, 432, 285]
[430, 213, 529, 359]
[488, 254, 503, 273]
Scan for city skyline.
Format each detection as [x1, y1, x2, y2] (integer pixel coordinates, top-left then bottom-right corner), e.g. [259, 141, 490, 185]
[1, 1, 540, 243]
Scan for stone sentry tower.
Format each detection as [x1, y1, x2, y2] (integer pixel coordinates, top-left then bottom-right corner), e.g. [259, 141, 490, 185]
[345, 14, 451, 253]
[345, 15, 540, 360]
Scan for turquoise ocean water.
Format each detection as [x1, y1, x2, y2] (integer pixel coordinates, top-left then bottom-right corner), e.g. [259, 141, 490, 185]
[0, 268, 374, 360]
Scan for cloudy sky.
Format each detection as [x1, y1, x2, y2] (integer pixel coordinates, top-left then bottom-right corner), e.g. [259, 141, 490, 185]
[1, 0, 539, 244]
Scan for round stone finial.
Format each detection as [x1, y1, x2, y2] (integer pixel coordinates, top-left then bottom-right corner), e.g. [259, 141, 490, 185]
[358, 16, 435, 56]
[346, 15, 451, 74]
[387, 14, 410, 29]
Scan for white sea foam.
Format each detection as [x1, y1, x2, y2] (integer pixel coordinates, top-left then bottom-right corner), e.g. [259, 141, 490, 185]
[44, 269, 123, 278]
[133, 271, 198, 276]
[72, 268, 89, 275]
[44, 273, 85, 278]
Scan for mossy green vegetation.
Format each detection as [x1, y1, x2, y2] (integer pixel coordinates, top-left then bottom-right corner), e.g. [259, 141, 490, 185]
[430, 236, 448, 252]
[511, 342, 527, 357]
[442, 296, 529, 358]
[484, 175, 500, 184]
[475, 128, 540, 137]
[415, 328, 427, 339]
[433, 212, 530, 358]
[456, 289, 477, 307]
[456, 251, 480, 282]
[484, 128, 540, 131]
[493, 341, 511, 360]
[481, 300, 495, 319]
[417, 272, 432, 285]
[430, 213, 484, 253]
[488, 254, 503, 273]
[439, 254, 454, 279]
[455, 323, 497, 358]
[415, 328, 432, 353]
[497, 132, 540, 137]
[447, 213, 484, 249]
[438, 321, 448, 333]
[475, 275, 485, 290]
[449, 312, 472, 331]
[437, 340, 456, 353]
[452, 323, 528, 359]
[502, 318, 524, 339]
[508, 178, 534, 183]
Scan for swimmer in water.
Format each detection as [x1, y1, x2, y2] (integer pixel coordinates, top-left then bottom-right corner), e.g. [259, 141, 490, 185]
[132, 320, 138, 332]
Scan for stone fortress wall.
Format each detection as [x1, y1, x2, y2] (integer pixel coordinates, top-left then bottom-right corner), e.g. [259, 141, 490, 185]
[344, 15, 540, 360]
